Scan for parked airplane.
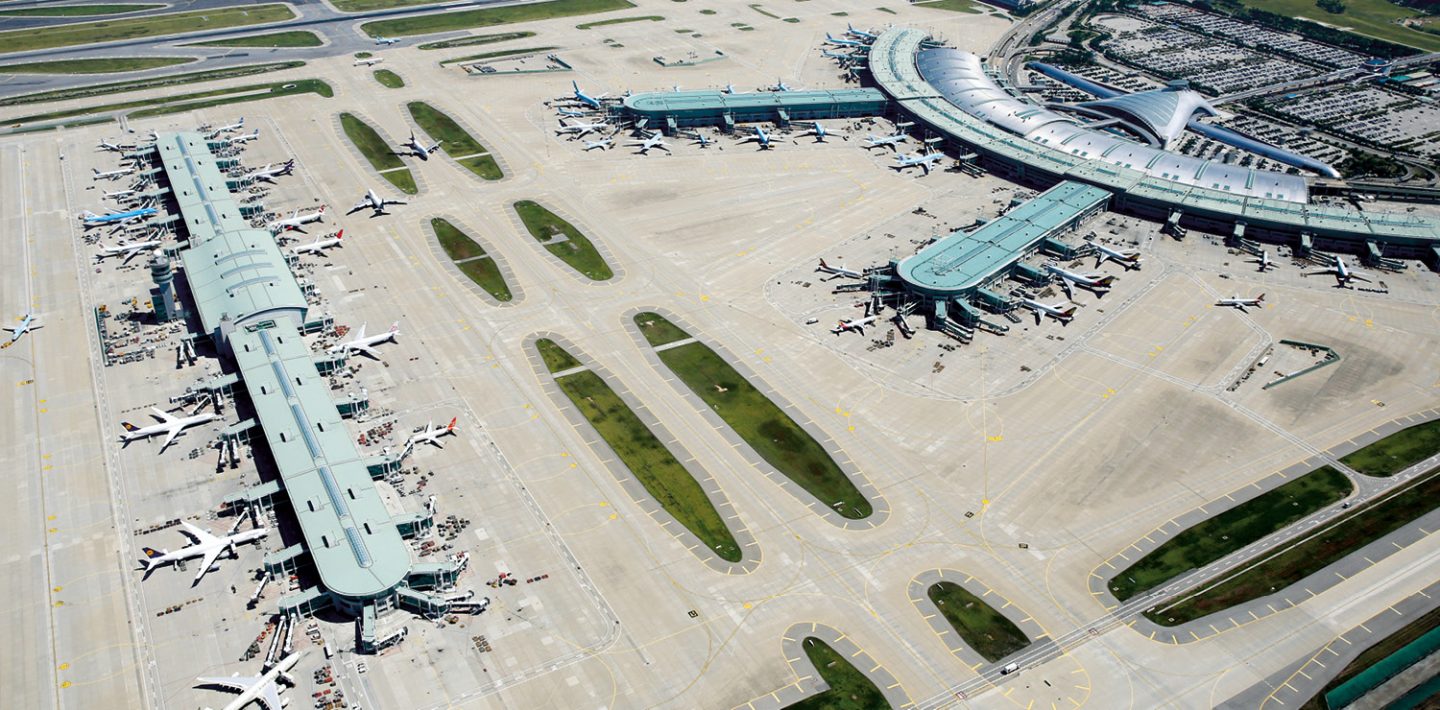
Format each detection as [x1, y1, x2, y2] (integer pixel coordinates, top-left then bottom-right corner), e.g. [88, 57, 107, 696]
[242, 159, 295, 183]
[799, 122, 842, 142]
[97, 239, 162, 264]
[689, 132, 713, 148]
[93, 166, 135, 181]
[80, 207, 157, 229]
[375, 35, 400, 45]
[722, 83, 737, 94]
[556, 119, 608, 138]
[291, 230, 344, 255]
[104, 186, 142, 201]
[398, 131, 442, 159]
[846, 22, 878, 41]
[1092, 241, 1142, 270]
[1215, 294, 1265, 311]
[629, 133, 670, 155]
[822, 49, 862, 63]
[98, 138, 135, 152]
[569, 81, 607, 109]
[817, 258, 863, 279]
[767, 78, 797, 92]
[832, 314, 879, 335]
[825, 32, 866, 48]
[1251, 250, 1278, 272]
[5, 312, 42, 345]
[120, 406, 217, 453]
[1046, 263, 1115, 298]
[407, 417, 457, 450]
[1312, 254, 1371, 285]
[1018, 298, 1076, 325]
[348, 189, 406, 216]
[893, 151, 945, 174]
[737, 125, 774, 150]
[266, 206, 325, 234]
[196, 650, 304, 710]
[140, 521, 267, 585]
[354, 57, 384, 66]
[863, 133, 907, 150]
[583, 138, 613, 151]
[328, 322, 400, 359]
[212, 129, 260, 147]
[556, 107, 589, 118]
[204, 117, 243, 139]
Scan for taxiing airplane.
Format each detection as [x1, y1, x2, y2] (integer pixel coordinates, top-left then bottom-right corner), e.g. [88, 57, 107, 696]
[196, 650, 304, 710]
[140, 521, 267, 585]
[80, 207, 157, 229]
[825, 32, 866, 48]
[1215, 294, 1265, 311]
[893, 151, 945, 174]
[569, 81, 607, 110]
[556, 119, 608, 138]
[817, 258, 863, 279]
[799, 122, 842, 142]
[629, 133, 670, 155]
[291, 230, 344, 255]
[355, 57, 384, 66]
[1019, 298, 1076, 325]
[1092, 241, 1142, 270]
[266, 206, 325, 234]
[97, 239, 162, 264]
[737, 125, 774, 150]
[583, 138, 613, 151]
[407, 417, 457, 450]
[832, 314, 879, 335]
[5, 312, 42, 345]
[1311, 254, 1371, 286]
[398, 131, 442, 159]
[120, 406, 218, 453]
[1046, 263, 1115, 298]
[204, 117, 243, 139]
[328, 322, 400, 359]
[863, 133, 907, 151]
[242, 159, 295, 183]
[375, 35, 400, 45]
[348, 189, 406, 216]
[1251, 250, 1277, 272]
[93, 166, 135, 181]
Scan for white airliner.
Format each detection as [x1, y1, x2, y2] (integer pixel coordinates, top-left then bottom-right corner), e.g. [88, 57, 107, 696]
[291, 230, 344, 255]
[104, 186, 141, 201]
[355, 57, 384, 66]
[5, 312, 42, 345]
[568, 81, 607, 109]
[97, 239, 162, 264]
[557, 118, 608, 138]
[1092, 242, 1142, 270]
[556, 107, 588, 118]
[407, 417, 457, 450]
[98, 138, 135, 152]
[93, 166, 135, 181]
[399, 131, 442, 159]
[1251, 250, 1277, 272]
[196, 650, 304, 710]
[737, 125, 773, 150]
[212, 129, 260, 147]
[817, 258, 863, 279]
[583, 138, 613, 151]
[266, 206, 325, 234]
[1215, 294, 1265, 311]
[863, 133, 907, 151]
[1046, 263, 1115, 298]
[832, 314, 879, 335]
[1312, 254, 1371, 286]
[629, 133, 670, 155]
[120, 406, 218, 453]
[799, 122, 842, 142]
[204, 117, 243, 139]
[140, 521, 268, 585]
[242, 159, 295, 183]
[328, 322, 400, 359]
[1019, 298, 1077, 325]
[349, 188, 406, 216]
[375, 35, 400, 45]
[767, 78, 798, 92]
[893, 151, 945, 174]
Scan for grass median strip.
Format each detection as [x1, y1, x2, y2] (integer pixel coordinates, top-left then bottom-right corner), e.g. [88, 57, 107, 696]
[928, 581, 1031, 663]
[372, 69, 404, 88]
[1111, 466, 1353, 602]
[634, 313, 872, 519]
[0, 4, 164, 17]
[576, 15, 661, 29]
[408, 101, 504, 180]
[361, 0, 634, 38]
[1340, 419, 1440, 478]
[431, 218, 511, 301]
[535, 338, 742, 562]
[512, 200, 612, 280]
[785, 637, 888, 710]
[0, 61, 304, 107]
[183, 31, 323, 48]
[0, 4, 295, 53]
[418, 31, 535, 50]
[339, 112, 416, 195]
[0, 56, 194, 74]
[11, 78, 329, 124]
[1149, 468, 1440, 626]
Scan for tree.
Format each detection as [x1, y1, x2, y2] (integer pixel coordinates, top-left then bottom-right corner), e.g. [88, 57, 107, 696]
[1317, 0, 1347, 14]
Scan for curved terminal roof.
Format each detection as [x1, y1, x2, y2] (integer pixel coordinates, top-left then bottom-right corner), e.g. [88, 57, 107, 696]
[914, 48, 1304, 201]
[1075, 84, 1218, 145]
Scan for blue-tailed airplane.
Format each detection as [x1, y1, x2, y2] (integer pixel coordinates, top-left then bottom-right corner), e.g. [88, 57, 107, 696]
[894, 151, 945, 174]
[823, 50, 862, 63]
[80, 206, 157, 229]
[569, 81, 607, 110]
[864, 132, 907, 151]
[557, 107, 588, 118]
[5, 312, 42, 345]
[825, 32, 866, 48]
[737, 125, 774, 150]
[799, 122, 842, 142]
[846, 23, 877, 41]
[375, 35, 400, 45]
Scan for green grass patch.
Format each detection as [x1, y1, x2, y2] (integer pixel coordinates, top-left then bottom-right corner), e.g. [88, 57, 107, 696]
[433, 218, 487, 261]
[12, 77, 328, 124]
[914, 0, 982, 13]
[418, 31, 535, 50]
[184, 30, 323, 48]
[831, 11, 849, 16]
[361, 0, 635, 39]
[748, 4, 779, 18]
[331, 0, 452, 10]
[785, 637, 888, 710]
[1149, 468, 1440, 626]
[1299, 605, 1440, 710]
[339, 112, 417, 194]
[512, 200, 613, 280]
[927, 582, 1031, 663]
[633, 314, 690, 346]
[1340, 420, 1440, 478]
[782, 16, 800, 22]
[877, 6, 897, 14]
[354, 51, 373, 59]
[732, 22, 754, 30]
[538, 339, 742, 562]
[0, 61, 304, 108]
[1231, 0, 1440, 53]
[700, 9, 717, 14]
[437, 46, 557, 65]
[431, 218, 512, 301]
[379, 169, 417, 194]
[535, 338, 583, 372]
[372, 68, 405, 88]
[456, 259, 511, 302]
[0, 56, 194, 74]
[457, 155, 504, 180]
[0, 4, 295, 54]
[635, 313, 871, 519]
[1111, 466, 1353, 602]
[577, 14, 661, 28]
[0, 4, 163, 17]
[407, 101, 504, 180]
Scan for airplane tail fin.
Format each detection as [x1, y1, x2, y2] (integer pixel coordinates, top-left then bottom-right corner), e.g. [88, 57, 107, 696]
[1062, 307, 1078, 318]
[121, 421, 140, 432]
[388, 321, 400, 338]
[336, 229, 344, 243]
[1257, 293, 1265, 302]
[573, 80, 581, 91]
[446, 417, 457, 432]
[1096, 276, 1116, 287]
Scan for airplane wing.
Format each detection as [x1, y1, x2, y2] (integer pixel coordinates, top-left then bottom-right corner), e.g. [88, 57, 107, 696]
[353, 343, 380, 359]
[196, 674, 261, 695]
[1057, 278, 1074, 299]
[122, 247, 147, 265]
[161, 425, 183, 452]
[180, 521, 219, 546]
[258, 681, 284, 710]
[194, 546, 223, 585]
[150, 407, 178, 424]
[1351, 272, 1372, 283]
[347, 200, 369, 214]
[390, 198, 408, 206]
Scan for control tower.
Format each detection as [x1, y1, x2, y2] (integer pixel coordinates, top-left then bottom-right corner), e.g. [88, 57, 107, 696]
[149, 253, 178, 322]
